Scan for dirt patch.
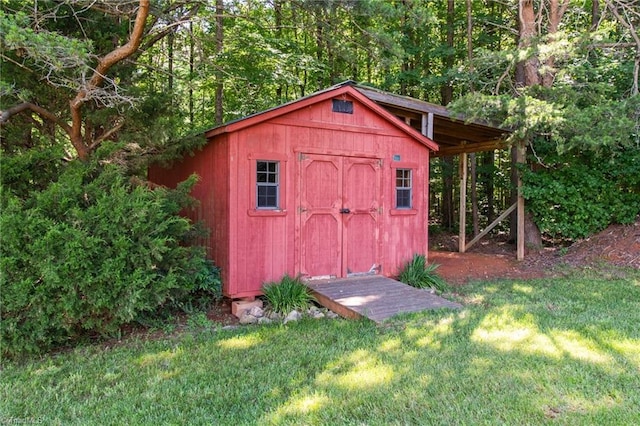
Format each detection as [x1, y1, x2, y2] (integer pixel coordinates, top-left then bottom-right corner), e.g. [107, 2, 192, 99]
[429, 216, 640, 284]
[561, 220, 640, 269]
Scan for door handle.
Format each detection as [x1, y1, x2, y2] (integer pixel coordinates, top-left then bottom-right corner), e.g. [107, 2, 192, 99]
[339, 208, 351, 214]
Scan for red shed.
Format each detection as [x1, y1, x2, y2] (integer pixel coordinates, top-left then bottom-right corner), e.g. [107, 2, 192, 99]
[150, 83, 439, 299]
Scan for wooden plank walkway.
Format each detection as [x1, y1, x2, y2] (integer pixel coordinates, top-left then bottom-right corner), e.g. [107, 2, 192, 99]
[305, 275, 462, 323]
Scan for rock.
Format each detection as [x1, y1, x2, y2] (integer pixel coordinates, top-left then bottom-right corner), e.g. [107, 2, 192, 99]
[308, 305, 321, 315]
[326, 311, 339, 319]
[248, 306, 265, 318]
[311, 310, 325, 319]
[258, 317, 273, 324]
[239, 314, 258, 325]
[268, 311, 282, 321]
[283, 310, 302, 324]
[221, 325, 239, 331]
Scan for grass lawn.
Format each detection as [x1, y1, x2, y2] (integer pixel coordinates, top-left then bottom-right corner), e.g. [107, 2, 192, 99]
[2, 267, 639, 425]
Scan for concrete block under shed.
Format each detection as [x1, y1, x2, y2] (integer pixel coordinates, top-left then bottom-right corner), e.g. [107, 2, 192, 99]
[232, 299, 264, 318]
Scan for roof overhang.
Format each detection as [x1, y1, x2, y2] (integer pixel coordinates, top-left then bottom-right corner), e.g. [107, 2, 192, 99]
[354, 85, 509, 157]
[204, 83, 438, 152]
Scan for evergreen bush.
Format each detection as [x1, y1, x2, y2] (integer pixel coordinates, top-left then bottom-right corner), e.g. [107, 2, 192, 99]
[0, 162, 220, 357]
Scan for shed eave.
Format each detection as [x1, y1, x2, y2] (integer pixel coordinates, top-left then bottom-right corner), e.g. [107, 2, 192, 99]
[204, 83, 439, 152]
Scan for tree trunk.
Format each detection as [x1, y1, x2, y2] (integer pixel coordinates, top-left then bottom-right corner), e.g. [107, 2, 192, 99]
[189, 21, 195, 125]
[215, 0, 224, 125]
[440, 0, 456, 231]
[471, 153, 479, 236]
[168, 30, 174, 94]
[440, 0, 455, 106]
[441, 156, 455, 230]
[484, 151, 495, 224]
[591, 0, 600, 30]
[516, 0, 544, 251]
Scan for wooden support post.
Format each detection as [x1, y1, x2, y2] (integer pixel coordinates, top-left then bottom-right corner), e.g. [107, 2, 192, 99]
[516, 141, 525, 260]
[422, 113, 434, 139]
[465, 202, 517, 252]
[458, 152, 467, 253]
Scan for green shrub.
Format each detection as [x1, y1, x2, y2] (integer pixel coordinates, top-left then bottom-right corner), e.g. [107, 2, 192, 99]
[398, 254, 448, 292]
[522, 152, 640, 240]
[262, 274, 315, 314]
[0, 162, 220, 357]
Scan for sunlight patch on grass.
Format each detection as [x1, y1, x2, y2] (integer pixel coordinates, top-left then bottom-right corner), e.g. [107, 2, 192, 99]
[550, 330, 613, 365]
[317, 349, 395, 390]
[217, 334, 263, 350]
[610, 338, 640, 368]
[472, 307, 561, 358]
[512, 283, 534, 294]
[137, 347, 183, 367]
[272, 392, 330, 417]
[379, 338, 402, 352]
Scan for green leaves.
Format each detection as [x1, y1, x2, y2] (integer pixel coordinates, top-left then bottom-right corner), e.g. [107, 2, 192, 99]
[0, 162, 219, 357]
[398, 254, 448, 293]
[0, 10, 91, 77]
[522, 149, 640, 240]
[262, 274, 315, 315]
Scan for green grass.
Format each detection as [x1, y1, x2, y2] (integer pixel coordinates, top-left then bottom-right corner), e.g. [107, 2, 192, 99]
[2, 267, 639, 425]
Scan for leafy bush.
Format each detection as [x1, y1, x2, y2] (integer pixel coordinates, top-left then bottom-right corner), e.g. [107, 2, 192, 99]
[398, 254, 448, 292]
[522, 146, 640, 240]
[0, 162, 220, 357]
[262, 274, 315, 314]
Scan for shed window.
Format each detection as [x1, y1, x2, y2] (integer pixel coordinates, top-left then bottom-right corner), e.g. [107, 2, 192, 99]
[257, 161, 279, 208]
[395, 169, 412, 209]
[332, 99, 353, 114]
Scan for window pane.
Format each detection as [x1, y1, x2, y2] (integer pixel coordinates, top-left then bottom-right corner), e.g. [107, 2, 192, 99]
[396, 189, 411, 208]
[395, 169, 412, 208]
[257, 161, 279, 208]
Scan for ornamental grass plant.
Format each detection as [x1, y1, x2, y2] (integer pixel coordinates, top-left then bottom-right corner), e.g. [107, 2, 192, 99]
[261, 274, 315, 314]
[398, 254, 448, 292]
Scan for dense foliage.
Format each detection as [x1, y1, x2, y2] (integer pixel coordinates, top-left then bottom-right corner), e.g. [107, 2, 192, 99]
[0, 161, 220, 357]
[1, 1, 640, 356]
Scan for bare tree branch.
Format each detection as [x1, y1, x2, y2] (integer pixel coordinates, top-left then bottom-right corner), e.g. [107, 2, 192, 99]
[0, 102, 72, 135]
[605, 0, 640, 95]
[68, 0, 150, 159]
[90, 119, 125, 149]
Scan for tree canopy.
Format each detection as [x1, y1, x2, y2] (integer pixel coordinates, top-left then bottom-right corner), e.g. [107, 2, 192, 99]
[1, 0, 639, 235]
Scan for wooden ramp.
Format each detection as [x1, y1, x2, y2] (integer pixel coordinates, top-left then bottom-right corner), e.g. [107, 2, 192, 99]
[305, 276, 462, 323]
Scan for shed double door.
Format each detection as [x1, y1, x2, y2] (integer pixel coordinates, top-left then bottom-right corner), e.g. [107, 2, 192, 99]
[298, 153, 381, 279]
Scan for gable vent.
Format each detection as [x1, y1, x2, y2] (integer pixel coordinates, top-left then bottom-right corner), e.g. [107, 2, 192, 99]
[332, 99, 354, 114]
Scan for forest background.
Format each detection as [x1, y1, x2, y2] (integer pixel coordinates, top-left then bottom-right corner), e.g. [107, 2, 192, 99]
[1, 0, 639, 355]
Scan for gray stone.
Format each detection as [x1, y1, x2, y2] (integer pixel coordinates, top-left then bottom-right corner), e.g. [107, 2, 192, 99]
[311, 310, 325, 319]
[283, 310, 302, 324]
[258, 317, 273, 325]
[268, 311, 282, 321]
[248, 306, 265, 318]
[308, 305, 321, 314]
[239, 314, 258, 325]
[326, 311, 339, 319]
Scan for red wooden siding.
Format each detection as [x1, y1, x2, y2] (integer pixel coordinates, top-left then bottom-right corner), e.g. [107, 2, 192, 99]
[151, 86, 436, 298]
